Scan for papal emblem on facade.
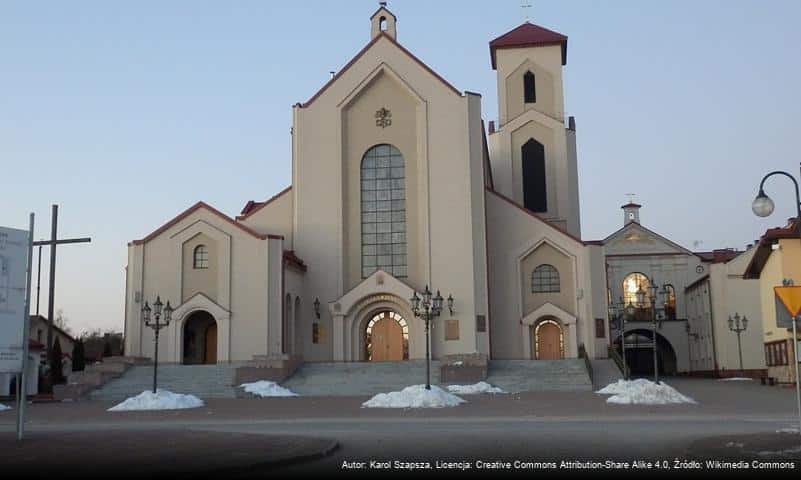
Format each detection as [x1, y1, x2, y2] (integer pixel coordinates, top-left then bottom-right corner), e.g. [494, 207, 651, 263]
[375, 107, 392, 128]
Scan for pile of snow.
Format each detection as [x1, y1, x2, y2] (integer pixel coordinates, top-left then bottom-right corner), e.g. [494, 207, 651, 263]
[108, 389, 204, 412]
[718, 377, 753, 382]
[0, 403, 11, 412]
[362, 385, 466, 408]
[777, 427, 800, 434]
[596, 379, 697, 405]
[447, 382, 505, 395]
[240, 380, 298, 397]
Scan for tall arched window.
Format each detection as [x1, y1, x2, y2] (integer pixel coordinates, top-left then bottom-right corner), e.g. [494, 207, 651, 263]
[193, 245, 209, 269]
[532, 264, 560, 293]
[664, 284, 676, 320]
[524, 71, 536, 103]
[522, 138, 546, 212]
[361, 144, 407, 278]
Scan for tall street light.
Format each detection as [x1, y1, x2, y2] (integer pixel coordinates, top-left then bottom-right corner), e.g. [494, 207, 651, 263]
[728, 313, 748, 373]
[752, 165, 801, 435]
[410, 286, 453, 390]
[635, 278, 669, 384]
[142, 296, 173, 394]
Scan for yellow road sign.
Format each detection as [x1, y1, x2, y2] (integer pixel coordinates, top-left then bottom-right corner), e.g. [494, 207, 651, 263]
[775, 286, 801, 318]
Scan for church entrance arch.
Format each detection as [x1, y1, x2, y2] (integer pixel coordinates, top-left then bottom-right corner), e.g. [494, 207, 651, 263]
[183, 310, 217, 364]
[365, 311, 409, 361]
[533, 318, 564, 360]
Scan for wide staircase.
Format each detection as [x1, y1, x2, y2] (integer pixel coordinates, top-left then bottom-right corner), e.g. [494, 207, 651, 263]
[89, 363, 245, 401]
[486, 359, 592, 392]
[282, 360, 442, 396]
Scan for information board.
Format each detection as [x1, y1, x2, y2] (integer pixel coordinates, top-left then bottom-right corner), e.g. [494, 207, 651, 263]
[0, 226, 30, 373]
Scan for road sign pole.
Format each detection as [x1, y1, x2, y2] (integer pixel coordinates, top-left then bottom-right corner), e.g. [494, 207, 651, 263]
[794, 316, 801, 436]
[17, 213, 34, 441]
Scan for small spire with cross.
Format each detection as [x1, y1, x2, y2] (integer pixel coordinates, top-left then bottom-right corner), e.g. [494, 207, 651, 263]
[625, 193, 637, 204]
[521, 1, 532, 22]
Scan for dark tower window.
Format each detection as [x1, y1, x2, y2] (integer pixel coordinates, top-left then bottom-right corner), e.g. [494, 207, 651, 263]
[522, 138, 546, 212]
[524, 71, 536, 103]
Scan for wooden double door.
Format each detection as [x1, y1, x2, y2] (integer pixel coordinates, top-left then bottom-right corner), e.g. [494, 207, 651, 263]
[370, 314, 404, 362]
[535, 321, 563, 360]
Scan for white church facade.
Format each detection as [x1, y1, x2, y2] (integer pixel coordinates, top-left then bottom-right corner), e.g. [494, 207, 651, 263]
[123, 6, 610, 368]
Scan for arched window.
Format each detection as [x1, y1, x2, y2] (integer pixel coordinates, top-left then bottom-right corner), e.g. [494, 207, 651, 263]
[531, 264, 560, 293]
[379, 16, 387, 31]
[664, 284, 676, 320]
[524, 71, 536, 103]
[361, 144, 407, 278]
[193, 245, 209, 269]
[522, 138, 546, 212]
[622, 272, 650, 306]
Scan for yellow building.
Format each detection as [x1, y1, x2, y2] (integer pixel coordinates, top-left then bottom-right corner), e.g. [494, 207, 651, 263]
[744, 218, 801, 383]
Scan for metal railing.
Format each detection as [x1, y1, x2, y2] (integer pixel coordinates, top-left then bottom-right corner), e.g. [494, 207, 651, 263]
[578, 344, 593, 385]
[607, 345, 626, 378]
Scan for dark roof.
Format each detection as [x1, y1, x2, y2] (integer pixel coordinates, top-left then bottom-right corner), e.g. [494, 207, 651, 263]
[29, 315, 75, 343]
[694, 249, 741, 264]
[283, 250, 307, 273]
[744, 217, 800, 279]
[489, 22, 568, 69]
[238, 186, 292, 220]
[621, 202, 642, 209]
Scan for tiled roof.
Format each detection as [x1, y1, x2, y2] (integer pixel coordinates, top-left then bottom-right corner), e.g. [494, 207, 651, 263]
[743, 217, 799, 279]
[489, 22, 568, 69]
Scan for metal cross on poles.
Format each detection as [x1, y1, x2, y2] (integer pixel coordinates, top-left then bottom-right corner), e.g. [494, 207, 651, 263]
[31, 205, 91, 387]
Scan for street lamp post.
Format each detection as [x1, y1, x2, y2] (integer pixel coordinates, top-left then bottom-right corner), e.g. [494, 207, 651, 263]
[409, 286, 453, 390]
[752, 164, 801, 435]
[728, 313, 748, 373]
[142, 296, 173, 394]
[635, 279, 669, 384]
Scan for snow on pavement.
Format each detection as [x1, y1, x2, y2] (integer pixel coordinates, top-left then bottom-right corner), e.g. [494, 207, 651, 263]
[596, 379, 696, 405]
[362, 385, 466, 408]
[0, 403, 10, 411]
[239, 380, 298, 397]
[718, 377, 753, 381]
[108, 390, 204, 411]
[447, 382, 505, 395]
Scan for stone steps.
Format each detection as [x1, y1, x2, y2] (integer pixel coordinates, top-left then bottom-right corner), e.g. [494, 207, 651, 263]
[282, 360, 442, 396]
[88, 363, 246, 401]
[486, 359, 593, 392]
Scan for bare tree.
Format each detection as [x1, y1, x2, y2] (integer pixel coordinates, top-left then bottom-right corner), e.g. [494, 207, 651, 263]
[54, 308, 72, 335]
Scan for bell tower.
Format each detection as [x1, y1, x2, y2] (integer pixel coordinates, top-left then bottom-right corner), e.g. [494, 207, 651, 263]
[486, 21, 581, 238]
[370, 2, 397, 40]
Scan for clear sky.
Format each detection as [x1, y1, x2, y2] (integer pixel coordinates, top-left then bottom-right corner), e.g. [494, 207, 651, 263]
[1, 0, 799, 336]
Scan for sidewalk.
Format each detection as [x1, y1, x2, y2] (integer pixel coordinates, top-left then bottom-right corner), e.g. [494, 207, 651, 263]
[0, 430, 338, 476]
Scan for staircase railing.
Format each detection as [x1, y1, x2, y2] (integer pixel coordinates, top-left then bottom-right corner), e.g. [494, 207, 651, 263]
[578, 344, 593, 385]
[607, 345, 627, 378]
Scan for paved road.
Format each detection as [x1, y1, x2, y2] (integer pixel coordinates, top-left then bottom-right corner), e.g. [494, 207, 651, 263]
[2, 378, 801, 475]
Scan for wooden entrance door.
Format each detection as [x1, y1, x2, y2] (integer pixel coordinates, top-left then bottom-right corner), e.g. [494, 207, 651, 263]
[204, 323, 217, 364]
[370, 315, 403, 362]
[536, 322, 562, 360]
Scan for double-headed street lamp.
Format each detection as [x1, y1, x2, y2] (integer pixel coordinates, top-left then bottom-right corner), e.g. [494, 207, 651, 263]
[410, 286, 454, 390]
[728, 313, 748, 373]
[142, 296, 173, 394]
[752, 164, 801, 435]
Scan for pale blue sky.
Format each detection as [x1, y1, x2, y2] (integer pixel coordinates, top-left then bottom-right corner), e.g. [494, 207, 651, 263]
[1, 0, 799, 335]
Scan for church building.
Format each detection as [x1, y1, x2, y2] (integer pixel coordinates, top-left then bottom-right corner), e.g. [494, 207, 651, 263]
[123, 6, 610, 370]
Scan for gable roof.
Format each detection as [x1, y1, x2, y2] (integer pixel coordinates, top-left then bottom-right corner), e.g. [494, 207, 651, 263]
[489, 21, 568, 69]
[298, 32, 461, 108]
[601, 221, 695, 256]
[130, 201, 279, 246]
[486, 187, 585, 246]
[743, 217, 799, 279]
[237, 186, 292, 220]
